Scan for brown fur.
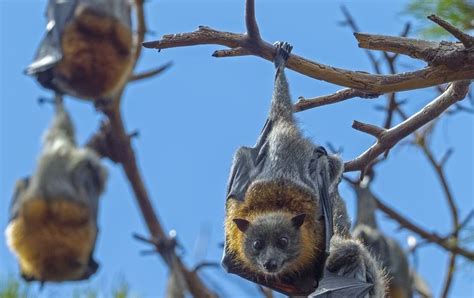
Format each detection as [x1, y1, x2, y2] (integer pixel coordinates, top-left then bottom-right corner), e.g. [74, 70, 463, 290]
[225, 180, 325, 277]
[6, 197, 95, 281]
[389, 285, 410, 298]
[54, 6, 133, 98]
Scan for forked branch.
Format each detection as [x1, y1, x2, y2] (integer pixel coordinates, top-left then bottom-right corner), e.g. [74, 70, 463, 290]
[344, 80, 471, 173]
[143, 0, 474, 93]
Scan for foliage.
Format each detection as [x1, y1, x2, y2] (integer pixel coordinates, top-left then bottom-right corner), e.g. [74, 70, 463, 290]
[0, 278, 29, 298]
[405, 0, 474, 37]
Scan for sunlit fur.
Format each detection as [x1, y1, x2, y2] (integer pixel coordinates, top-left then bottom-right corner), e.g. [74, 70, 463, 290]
[54, 5, 133, 98]
[225, 181, 324, 279]
[6, 198, 95, 281]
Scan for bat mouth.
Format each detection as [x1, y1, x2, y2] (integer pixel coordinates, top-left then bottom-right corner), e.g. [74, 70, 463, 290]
[261, 260, 288, 275]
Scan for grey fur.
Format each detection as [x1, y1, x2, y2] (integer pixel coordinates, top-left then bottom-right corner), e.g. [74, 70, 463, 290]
[352, 182, 422, 298]
[10, 100, 107, 221]
[224, 42, 386, 297]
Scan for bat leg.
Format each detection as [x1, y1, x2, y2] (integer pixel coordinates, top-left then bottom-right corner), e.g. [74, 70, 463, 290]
[326, 236, 386, 297]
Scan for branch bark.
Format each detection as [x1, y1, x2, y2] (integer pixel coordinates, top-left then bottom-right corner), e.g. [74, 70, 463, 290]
[344, 80, 471, 173]
[294, 88, 380, 112]
[143, 7, 474, 94]
[88, 1, 216, 296]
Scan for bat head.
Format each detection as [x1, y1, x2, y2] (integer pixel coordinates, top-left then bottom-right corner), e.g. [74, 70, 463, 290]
[233, 213, 306, 276]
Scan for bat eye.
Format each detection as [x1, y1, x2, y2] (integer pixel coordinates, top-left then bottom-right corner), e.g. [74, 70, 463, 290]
[277, 237, 288, 249]
[253, 240, 264, 250]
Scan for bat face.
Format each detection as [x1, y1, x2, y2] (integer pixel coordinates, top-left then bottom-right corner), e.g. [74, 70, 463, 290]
[6, 196, 97, 282]
[26, 0, 133, 99]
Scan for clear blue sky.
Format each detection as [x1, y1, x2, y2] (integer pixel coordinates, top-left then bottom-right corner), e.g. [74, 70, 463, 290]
[1, 0, 473, 297]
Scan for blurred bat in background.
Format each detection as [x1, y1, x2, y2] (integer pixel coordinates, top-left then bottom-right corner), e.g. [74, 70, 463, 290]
[25, 0, 134, 100]
[351, 176, 432, 298]
[5, 97, 108, 283]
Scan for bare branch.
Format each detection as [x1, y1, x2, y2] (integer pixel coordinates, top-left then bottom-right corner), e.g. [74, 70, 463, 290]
[374, 196, 474, 260]
[339, 5, 382, 74]
[143, 25, 474, 93]
[352, 120, 386, 139]
[213, 47, 252, 58]
[354, 33, 471, 69]
[88, 1, 216, 297]
[344, 81, 471, 172]
[354, 33, 439, 60]
[129, 62, 173, 82]
[441, 253, 457, 298]
[294, 88, 380, 112]
[245, 0, 261, 40]
[428, 15, 474, 48]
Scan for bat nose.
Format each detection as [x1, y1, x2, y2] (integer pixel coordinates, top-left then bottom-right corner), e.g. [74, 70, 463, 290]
[264, 259, 278, 272]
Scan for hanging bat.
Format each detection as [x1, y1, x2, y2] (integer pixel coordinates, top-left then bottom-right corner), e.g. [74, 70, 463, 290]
[352, 177, 431, 298]
[222, 41, 386, 297]
[25, 0, 134, 100]
[5, 97, 108, 283]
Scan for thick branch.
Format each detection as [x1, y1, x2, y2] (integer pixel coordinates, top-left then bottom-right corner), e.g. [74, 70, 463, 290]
[374, 197, 474, 260]
[143, 23, 474, 93]
[354, 33, 472, 69]
[344, 81, 471, 172]
[294, 88, 380, 112]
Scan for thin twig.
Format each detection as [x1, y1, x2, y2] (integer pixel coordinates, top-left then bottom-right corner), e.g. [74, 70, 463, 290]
[294, 88, 380, 112]
[428, 15, 474, 48]
[339, 5, 381, 74]
[441, 253, 457, 298]
[374, 197, 473, 260]
[129, 61, 173, 82]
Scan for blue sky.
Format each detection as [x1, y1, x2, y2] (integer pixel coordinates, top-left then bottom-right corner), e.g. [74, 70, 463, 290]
[1, 0, 473, 297]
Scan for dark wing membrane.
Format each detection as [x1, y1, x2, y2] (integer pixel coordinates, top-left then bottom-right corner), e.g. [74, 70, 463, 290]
[311, 271, 373, 297]
[25, 0, 78, 75]
[9, 177, 30, 222]
[226, 119, 272, 201]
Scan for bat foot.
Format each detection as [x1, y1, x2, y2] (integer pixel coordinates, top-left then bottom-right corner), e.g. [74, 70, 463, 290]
[326, 236, 386, 297]
[273, 41, 293, 69]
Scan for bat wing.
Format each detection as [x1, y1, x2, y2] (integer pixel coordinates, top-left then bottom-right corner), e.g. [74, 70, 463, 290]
[25, 0, 78, 75]
[8, 177, 30, 222]
[226, 119, 272, 201]
[311, 271, 373, 297]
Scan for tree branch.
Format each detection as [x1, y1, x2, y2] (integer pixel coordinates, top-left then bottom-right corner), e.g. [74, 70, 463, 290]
[344, 81, 471, 173]
[428, 14, 474, 49]
[88, 1, 216, 296]
[143, 12, 474, 93]
[245, 0, 261, 40]
[374, 196, 474, 260]
[129, 62, 173, 82]
[294, 88, 380, 112]
[441, 253, 457, 298]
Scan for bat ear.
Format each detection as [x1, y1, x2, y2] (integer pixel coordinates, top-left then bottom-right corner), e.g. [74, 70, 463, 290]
[291, 213, 306, 229]
[233, 218, 250, 232]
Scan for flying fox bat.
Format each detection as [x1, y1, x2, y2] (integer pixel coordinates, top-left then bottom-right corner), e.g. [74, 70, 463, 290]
[25, 0, 133, 100]
[222, 41, 386, 297]
[5, 97, 108, 283]
[352, 177, 432, 298]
